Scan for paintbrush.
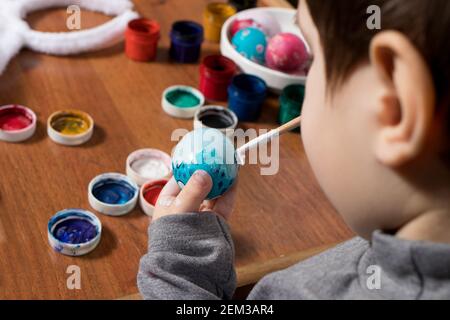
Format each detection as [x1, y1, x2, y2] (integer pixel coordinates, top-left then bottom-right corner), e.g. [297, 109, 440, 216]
[236, 116, 301, 164]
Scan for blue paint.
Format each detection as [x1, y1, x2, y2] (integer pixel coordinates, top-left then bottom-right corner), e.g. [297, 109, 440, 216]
[54, 218, 97, 244]
[92, 179, 136, 205]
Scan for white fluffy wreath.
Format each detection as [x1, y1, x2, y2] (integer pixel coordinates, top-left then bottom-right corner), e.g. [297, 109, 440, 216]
[0, 0, 139, 74]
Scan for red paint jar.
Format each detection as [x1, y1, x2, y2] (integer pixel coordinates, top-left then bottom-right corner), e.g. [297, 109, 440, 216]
[139, 179, 169, 216]
[125, 18, 161, 62]
[199, 55, 237, 101]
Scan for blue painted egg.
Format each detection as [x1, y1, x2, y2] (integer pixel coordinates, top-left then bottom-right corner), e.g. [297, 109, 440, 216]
[172, 128, 238, 199]
[231, 27, 267, 64]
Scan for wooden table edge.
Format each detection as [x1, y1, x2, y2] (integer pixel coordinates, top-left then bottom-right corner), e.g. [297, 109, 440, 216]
[117, 242, 339, 300]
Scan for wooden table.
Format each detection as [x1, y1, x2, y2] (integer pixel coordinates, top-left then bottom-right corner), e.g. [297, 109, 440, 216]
[0, 0, 353, 299]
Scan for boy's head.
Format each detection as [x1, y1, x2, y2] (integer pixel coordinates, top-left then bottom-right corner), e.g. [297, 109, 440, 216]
[298, 0, 450, 239]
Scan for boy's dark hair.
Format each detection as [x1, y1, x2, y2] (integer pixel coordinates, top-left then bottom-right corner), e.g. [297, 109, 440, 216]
[305, 0, 450, 142]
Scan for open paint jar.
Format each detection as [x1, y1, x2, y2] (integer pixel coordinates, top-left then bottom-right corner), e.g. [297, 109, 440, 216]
[203, 3, 236, 43]
[139, 179, 168, 216]
[126, 148, 172, 186]
[162, 85, 205, 119]
[0, 104, 37, 142]
[47, 110, 94, 146]
[228, 74, 267, 121]
[279, 84, 304, 128]
[125, 18, 161, 62]
[47, 209, 102, 256]
[88, 173, 139, 216]
[194, 105, 238, 137]
[199, 55, 237, 101]
[169, 21, 204, 63]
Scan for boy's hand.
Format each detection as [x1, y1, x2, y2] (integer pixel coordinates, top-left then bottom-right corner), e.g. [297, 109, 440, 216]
[153, 170, 237, 222]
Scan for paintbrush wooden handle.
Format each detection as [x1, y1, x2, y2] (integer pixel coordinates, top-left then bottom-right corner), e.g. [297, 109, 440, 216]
[275, 116, 301, 135]
[236, 116, 301, 158]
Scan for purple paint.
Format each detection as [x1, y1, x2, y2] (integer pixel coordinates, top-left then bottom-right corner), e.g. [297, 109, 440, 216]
[53, 218, 98, 244]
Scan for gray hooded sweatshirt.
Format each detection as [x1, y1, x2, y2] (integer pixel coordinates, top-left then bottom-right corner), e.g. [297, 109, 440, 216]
[137, 213, 450, 300]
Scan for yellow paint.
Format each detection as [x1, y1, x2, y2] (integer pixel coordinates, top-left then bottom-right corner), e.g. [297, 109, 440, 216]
[50, 111, 92, 135]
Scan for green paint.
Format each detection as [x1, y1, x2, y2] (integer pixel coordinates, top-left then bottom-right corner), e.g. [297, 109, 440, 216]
[166, 89, 200, 108]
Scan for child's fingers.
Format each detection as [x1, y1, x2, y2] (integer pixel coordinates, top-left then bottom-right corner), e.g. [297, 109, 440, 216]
[155, 178, 180, 209]
[159, 177, 181, 197]
[213, 180, 238, 220]
[173, 170, 213, 213]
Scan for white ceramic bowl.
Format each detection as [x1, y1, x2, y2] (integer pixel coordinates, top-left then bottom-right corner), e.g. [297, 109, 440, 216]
[220, 7, 309, 92]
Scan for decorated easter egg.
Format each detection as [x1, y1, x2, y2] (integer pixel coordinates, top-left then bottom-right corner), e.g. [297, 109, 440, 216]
[230, 19, 262, 38]
[172, 128, 238, 200]
[265, 33, 309, 72]
[232, 27, 267, 64]
[238, 11, 281, 37]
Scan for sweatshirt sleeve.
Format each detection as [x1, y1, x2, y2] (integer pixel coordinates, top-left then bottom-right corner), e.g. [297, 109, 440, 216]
[137, 212, 237, 300]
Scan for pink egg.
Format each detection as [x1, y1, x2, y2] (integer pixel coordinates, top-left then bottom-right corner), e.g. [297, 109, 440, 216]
[230, 19, 262, 38]
[265, 33, 309, 72]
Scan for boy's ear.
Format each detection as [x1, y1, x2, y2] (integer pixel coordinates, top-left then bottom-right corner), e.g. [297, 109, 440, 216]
[369, 31, 436, 167]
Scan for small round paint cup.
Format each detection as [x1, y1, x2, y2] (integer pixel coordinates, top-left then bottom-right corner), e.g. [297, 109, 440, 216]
[228, 0, 257, 11]
[88, 173, 139, 216]
[47, 209, 102, 256]
[139, 179, 168, 216]
[203, 3, 236, 43]
[228, 74, 267, 121]
[279, 84, 304, 127]
[125, 18, 161, 62]
[0, 104, 37, 142]
[194, 105, 238, 137]
[47, 110, 94, 146]
[162, 85, 205, 119]
[169, 21, 204, 63]
[199, 55, 237, 101]
[126, 148, 172, 186]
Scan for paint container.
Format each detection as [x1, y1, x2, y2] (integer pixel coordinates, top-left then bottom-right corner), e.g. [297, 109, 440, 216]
[228, 74, 267, 121]
[279, 84, 304, 127]
[126, 148, 172, 186]
[204, 3, 237, 43]
[162, 85, 205, 119]
[88, 173, 139, 216]
[194, 105, 238, 137]
[139, 179, 168, 216]
[47, 209, 102, 256]
[47, 110, 94, 146]
[199, 55, 237, 101]
[0, 104, 37, 142]
[125, 18, 161, 62]
[228, 0, 257, 11]
[169, 21, 204, 63]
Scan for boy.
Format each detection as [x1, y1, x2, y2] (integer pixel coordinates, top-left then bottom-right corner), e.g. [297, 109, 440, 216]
[138, 0, 450, 299]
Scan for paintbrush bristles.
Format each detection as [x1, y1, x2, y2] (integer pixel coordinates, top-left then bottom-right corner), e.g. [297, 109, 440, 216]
[236, 116, 301, 157]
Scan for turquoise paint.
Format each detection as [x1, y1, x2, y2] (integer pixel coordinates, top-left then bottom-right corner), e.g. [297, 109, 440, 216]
[166, 89, 200, 108]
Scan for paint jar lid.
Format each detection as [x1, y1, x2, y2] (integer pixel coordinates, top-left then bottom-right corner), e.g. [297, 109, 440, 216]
[88, 173, 139, 216]
[194, 105, 238, 137]
[0, 104, 37, 143]
[162, 85, 205, 119]
[47, 110, 94, 146]
[47, 209, 102, 256]
[126, 148, 172, 186]
[139, 179, 168, 216]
